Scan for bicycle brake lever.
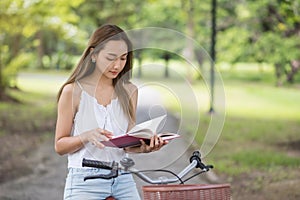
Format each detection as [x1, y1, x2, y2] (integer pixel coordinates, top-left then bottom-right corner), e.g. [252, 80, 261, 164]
[83, 170, 118, 181]
[206, 165, 214, 169]
[84, 162, 119, 181]
[190, 151, 213, 171]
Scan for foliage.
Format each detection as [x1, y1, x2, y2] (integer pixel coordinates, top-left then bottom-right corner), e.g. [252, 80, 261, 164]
[3, 53, 35, 87]
[1, 0, 300, 100]
[218, 0, 300, 84]
[217, 27, 252, 63]
[138, 63, 300, 176]
[201, 69, 300, 175]
[0, 0, 85, 98]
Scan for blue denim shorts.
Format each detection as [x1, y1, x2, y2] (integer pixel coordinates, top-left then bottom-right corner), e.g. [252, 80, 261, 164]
[64, 168, 141, 200]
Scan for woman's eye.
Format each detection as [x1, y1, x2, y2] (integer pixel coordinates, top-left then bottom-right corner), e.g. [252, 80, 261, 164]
[106, 57, 115, 61]
[106, 56, 126, 61]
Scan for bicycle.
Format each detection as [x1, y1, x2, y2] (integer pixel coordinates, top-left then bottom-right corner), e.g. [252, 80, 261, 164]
[82, 151, 231, 200]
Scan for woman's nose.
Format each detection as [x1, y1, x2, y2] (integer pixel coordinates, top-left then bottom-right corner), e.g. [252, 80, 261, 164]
[112, 58, 121, 69]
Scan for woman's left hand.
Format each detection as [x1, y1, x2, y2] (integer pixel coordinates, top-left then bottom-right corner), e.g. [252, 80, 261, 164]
[139, 135, 168, 153]
[123, 135, 169, 153]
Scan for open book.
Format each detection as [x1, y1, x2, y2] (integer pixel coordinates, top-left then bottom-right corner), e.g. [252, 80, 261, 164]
[101, 115, 180, 148]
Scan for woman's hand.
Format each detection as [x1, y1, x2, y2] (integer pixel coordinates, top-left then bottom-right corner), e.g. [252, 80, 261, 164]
[79, 128, 113, 149]
[124, 135, 168, 153]
[139, 135, 167, 153]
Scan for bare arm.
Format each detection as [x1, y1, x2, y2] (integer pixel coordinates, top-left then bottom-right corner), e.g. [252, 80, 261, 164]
[55, 84, 83, 155]
[54, 84, 112, 155]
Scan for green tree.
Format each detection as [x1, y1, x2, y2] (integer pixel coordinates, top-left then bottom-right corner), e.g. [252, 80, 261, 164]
[215, 0, 300, 85]
[0, 0, 83, 100]
[252, 0, 300, 85]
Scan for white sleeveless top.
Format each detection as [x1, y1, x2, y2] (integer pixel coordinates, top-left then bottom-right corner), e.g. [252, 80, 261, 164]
[67, 82, 129, 168]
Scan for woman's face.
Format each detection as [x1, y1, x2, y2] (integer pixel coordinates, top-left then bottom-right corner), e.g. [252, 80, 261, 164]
[94, 40, 128, 80]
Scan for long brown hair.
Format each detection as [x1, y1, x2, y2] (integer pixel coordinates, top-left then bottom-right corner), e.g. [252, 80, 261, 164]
[57, 24, 135, 122]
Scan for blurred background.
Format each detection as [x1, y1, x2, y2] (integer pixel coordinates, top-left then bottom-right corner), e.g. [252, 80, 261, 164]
[0, 0, 299, 200]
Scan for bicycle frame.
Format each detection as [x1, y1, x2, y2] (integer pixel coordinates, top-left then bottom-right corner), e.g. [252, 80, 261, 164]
[82, 151, 232, 200]
[82, 151, 213, 184]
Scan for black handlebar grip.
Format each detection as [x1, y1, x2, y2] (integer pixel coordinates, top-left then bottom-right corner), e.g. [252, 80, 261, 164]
[82, 158, 112, 170]
[190, 151, 209, 170]
[192, 151, 201, 158]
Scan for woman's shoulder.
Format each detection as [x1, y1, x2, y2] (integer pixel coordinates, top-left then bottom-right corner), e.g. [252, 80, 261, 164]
[62, 83, 73, 93]
[61, 83, 81, 100]
[59, 82, 82, 110]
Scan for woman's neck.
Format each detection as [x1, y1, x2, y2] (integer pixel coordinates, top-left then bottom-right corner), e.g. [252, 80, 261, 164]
[89, 70, 113, 87]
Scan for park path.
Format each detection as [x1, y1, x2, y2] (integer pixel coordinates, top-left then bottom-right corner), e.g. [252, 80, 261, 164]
[0, 78, 218, 200]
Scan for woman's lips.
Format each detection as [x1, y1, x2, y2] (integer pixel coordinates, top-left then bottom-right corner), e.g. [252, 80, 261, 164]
[110, 71, 118, 75]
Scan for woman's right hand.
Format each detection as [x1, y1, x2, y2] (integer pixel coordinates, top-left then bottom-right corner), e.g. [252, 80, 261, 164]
[79, 128, 113, 149]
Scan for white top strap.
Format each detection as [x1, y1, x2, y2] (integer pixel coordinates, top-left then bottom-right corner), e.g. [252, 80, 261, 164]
[76, 81, 83, 90]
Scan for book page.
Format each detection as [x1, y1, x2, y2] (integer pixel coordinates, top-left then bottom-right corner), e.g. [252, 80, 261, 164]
[127, 115, 167, 137]
[157, 132, 180, 140]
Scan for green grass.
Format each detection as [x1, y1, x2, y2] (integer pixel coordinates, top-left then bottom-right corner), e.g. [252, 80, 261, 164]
[16, 71, 66, 95]
[0, 89, 57, 135]
[203, 72, 299, 175]
[0, 72, 61, 136]
[135, 62, 300, 176]
[232, 149, 300, 168]
[2, 64, 299, 178]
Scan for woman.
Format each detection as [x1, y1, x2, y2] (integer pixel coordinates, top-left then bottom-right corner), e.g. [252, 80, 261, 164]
[55, 24, 165, 200]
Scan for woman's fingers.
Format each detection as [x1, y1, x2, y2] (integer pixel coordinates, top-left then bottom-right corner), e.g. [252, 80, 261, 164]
[80, 128, 114, 149]
[154, 135, 160, 148]
[140, 140, 150, 153]
[79, 129, 112, 149]
[92, 140, 105, 149]
[158, 136, 164, 148]
[140, 135, 167, 153]
[153, 135, 164, 149]
[96, 128, 113, 139]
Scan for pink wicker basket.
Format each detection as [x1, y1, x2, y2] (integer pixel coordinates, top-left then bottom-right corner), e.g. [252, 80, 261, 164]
[142, 184, 231, 200]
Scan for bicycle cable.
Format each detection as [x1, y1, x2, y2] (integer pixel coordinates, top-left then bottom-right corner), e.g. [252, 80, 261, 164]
[121, 169, 184, 184]
[182, 170, 207, 183]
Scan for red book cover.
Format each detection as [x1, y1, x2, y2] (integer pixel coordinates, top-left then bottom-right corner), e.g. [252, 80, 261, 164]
[101, 135, 143, 148]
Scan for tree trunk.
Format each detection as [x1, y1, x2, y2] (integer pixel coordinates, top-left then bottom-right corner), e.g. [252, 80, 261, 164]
[36, 31, 44, 69]
[275, 63, 283, 86]
[182, 0, 195, 83]
[0, 47, 4, 100]
[286, 60, 300, 83]
[209, 0, 217, 113]
[163, 53, 170, 78]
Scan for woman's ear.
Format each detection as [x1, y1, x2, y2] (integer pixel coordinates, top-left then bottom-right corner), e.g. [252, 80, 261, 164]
[90, 48, 96, 62]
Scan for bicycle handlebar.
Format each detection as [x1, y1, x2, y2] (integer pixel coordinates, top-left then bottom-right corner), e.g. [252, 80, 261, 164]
[82, 151, 213, 184]
[82, 159, 114, 170]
